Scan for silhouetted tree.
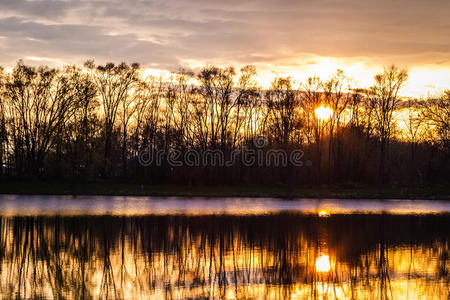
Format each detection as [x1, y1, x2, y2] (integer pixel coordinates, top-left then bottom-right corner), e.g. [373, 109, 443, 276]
[368, 65, 408, 183]
[85, 60, 139, 175]
[422, 90, 450, 150]
[0, 60, 447, 186]
[4, 61, 80, 176]
[265, 77, 300, 145]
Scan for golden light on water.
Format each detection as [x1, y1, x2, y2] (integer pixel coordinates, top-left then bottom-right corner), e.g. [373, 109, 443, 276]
[1, 214, 447, 299]
[315, 106, 333, 121]
[315, 254, 331, 272]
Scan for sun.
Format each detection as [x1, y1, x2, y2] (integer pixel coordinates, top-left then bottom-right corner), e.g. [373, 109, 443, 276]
[318, 210, 330, 217]
[314, 106, 333, 121]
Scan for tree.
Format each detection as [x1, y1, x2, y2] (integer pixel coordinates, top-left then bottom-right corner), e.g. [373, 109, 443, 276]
[322, 70, 351, 180]
[265, 77, 300, 145]
[368, 65, 408, 183]
[422, 90, 450, 150]
[231, 65, 258, 147]
[60, 65, 99, 177]
[300, 76, 324, 183]
[0, 60, 447, 186]
[4, 61, 79, 176]
[0, 67, 7, 176]
[85, 60, 139, 174]
[197, 66, 235, 148]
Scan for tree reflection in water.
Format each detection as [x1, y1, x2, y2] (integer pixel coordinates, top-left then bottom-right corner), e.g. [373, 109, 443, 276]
[0, 214, 448, 299]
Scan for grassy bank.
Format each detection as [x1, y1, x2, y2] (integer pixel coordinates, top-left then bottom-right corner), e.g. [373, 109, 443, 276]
[0, 180, 449, 200]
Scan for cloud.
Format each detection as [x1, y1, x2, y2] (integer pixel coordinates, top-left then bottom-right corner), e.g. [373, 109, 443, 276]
[0, 16, 180, 68]
[0, 0, 448, 71]
[0, 0, 74, 20]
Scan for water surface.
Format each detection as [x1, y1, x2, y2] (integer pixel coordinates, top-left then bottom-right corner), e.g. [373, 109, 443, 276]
[0, 196, 448, 299]
[0, 195, 449, 215]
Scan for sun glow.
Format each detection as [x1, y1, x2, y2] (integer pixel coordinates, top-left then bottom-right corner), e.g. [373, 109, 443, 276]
[318, 210, 330, 217]
[180, 56, 450, 98]
[315, 106, 333, 121]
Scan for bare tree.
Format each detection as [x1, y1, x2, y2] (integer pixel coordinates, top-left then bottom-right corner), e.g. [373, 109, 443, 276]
[322, 70, 352, 179]
[300, 76, 323, 146]
[402, 100, 424, 159]
[198, 66, 235, 148]
[4, 61, 80, 176]
[85, 60, 139, 174]
[167, 70, 196, 148]
[265, 77, 300, 145]
[0, 60, 447, 186]
[368, 65, 408, 183]
[299, 76, 325, 182]
[132, 76, 159, 157]
[231, 65, 258, 147]
[0, 67, 6, 175]
[421, 90, 450, 150]
[61, 65, 99, 177]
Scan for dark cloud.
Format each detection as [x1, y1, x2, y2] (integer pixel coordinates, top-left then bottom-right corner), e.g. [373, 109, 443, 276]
[0, 0, 449, 68]
[0, 17, 179, 68]
[0, 0, 74, 19]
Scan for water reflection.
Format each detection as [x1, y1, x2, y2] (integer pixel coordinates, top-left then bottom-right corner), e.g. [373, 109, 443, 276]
[0, 214, 448, 299]
[315, 255, 331, 273]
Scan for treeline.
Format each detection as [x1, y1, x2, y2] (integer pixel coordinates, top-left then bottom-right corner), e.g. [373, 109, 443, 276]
[0, 60, 448, 186]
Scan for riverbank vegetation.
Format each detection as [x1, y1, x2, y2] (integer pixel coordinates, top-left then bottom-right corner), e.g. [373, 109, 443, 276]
[0, 61, 448, 188]
[0, 181, 448, 200]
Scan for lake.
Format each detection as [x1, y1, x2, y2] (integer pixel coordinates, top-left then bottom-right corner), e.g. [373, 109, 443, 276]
[0, 196, 449, 299]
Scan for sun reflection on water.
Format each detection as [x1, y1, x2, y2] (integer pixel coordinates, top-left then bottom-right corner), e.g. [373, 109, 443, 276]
[0, 214, 448, 299]
[315, 254, 331, 272]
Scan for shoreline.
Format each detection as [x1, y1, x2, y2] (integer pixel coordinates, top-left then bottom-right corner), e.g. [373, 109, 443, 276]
[0, 181, 449, 200]
[0, 196, 449, 216]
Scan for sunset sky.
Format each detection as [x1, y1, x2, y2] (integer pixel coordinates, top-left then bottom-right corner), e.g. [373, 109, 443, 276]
[0, 0, 449, 97]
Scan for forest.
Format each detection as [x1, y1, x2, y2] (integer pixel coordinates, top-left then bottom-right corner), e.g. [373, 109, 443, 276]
[0, 60, 448, 186]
